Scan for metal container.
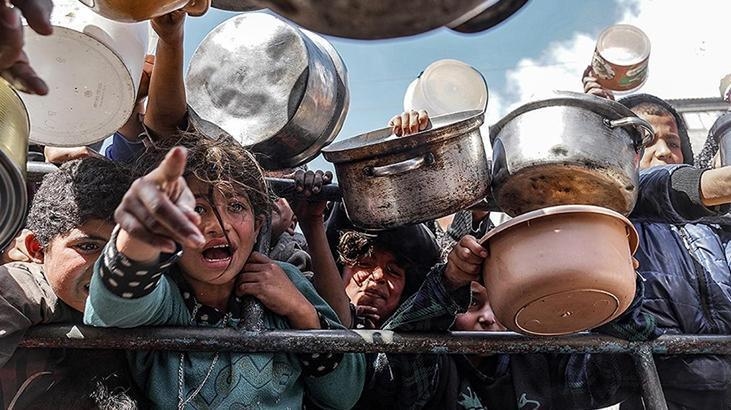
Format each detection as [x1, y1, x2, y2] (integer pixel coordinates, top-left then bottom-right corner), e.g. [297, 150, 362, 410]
[709, 112, 731, 167]
[480, 205, 638, 336]
[186, 12, 348, 169]
[322, 110, 489, 230]
[0, 80, 30, 252]
[490, 91, 654, 216]
[447, 0, 529, 34]
[210, 0, 487, 39]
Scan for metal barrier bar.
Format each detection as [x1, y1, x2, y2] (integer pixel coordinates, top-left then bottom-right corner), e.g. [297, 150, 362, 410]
[633, 346, 669, 410]
[19, 325, 731, 355]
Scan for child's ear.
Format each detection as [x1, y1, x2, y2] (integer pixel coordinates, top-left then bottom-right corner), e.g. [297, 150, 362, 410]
[24, 232, 45, 263]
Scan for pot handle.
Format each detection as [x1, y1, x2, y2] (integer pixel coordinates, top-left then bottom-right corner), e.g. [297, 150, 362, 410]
[365, 153, 434, 177]
[604, 117, 655, 148]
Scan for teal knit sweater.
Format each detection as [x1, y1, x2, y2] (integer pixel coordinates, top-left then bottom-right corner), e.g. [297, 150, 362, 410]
[84, 242, 365, 409]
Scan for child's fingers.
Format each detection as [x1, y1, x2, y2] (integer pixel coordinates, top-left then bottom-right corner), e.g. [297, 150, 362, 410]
[458, 235, 488, 259]
[418, 110, 429, 131]
[146, 147, 188, 186]
[389, 115, 402, 135]
[323, 171, 333, 184]
[135, 181, 204, 247]
[408, 110, 420, 134]
[246, 251, 270, 264]
[447, 251, 482, 276]
[118, 195, 186, 251]
[115, 209, 177, 253]
[303, 171, 315, 196]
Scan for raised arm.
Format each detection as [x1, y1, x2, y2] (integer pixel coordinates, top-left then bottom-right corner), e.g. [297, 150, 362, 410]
[144, 11, 188, 138]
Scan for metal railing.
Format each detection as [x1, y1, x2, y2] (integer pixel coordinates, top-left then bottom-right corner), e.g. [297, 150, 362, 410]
[19, 325, 731, 410]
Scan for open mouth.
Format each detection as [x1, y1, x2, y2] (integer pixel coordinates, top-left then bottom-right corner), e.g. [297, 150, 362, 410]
[202, 244, 233, 262]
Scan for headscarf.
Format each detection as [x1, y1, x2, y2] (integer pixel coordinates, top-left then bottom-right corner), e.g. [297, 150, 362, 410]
[618, 93, 694, 165]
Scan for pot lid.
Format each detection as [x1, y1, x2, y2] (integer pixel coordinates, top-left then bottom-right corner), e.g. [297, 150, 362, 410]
[186, 12, 311, 147]
[479, 204, 639, 254]
[321, 109, 484, 163]
[490, 91, 646, 144]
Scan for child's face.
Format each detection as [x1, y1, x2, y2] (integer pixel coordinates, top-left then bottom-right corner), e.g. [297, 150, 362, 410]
[453, 281, 506, 332]
[343, 248, 406, 326]
[43, 219, 114, 313]
[178, 179, 262, 287]
[270, 197, 296, 241]
[637, 113, 684, 169]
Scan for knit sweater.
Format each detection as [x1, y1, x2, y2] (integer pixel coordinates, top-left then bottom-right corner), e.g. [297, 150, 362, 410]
[84, 233, 365, 409]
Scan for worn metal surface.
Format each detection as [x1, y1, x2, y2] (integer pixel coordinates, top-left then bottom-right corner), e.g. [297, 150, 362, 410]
[491, 91, 653, 216]
[322, 110, 490, 230]
[633, 347, 669, 410]
[210, 0, 488, 40]
[19, 326, 731, 355]
[186, 12, 347, 170]
[0, 81, 30, 252]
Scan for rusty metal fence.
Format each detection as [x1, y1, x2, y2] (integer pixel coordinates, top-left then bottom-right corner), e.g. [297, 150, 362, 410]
[19, 325, 731, 410]
[18, 162, 731, 410]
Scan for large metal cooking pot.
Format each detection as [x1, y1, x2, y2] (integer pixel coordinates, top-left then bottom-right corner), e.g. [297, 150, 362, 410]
[79, 0, 210, 22]
[0, 80, 30, 252]
[322, 110, 489, 230]
[480, 205, 638, 336]
[490, 91, 654, 216]
[186, 11, 348, 170]
[448, 0, 529, 34]
[211, 0, 487, 39]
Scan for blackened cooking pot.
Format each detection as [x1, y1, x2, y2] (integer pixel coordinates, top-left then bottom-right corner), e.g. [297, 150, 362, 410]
[490, 91, 654, 216]
[322, 110, 489, 230]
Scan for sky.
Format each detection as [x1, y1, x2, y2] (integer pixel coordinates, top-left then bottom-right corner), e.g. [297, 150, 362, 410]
[181, 0, 731, 173]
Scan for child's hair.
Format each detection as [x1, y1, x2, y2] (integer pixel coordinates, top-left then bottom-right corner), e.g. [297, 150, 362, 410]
[337, 224, 441, 302]
[134, 131, 271, 218]
[26, 157, 134, 249]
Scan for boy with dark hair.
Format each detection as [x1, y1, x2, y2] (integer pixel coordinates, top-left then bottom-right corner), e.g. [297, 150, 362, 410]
[0, 156, 139, 409]
[585, 70, 731, 407]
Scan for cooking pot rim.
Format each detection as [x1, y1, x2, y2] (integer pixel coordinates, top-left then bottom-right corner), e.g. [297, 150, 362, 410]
[322, 109, 484, 163]
[489, 91, 643, 143]
[479, 204, 639, 254]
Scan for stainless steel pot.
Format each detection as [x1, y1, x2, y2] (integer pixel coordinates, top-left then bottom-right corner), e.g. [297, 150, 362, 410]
[322, 110, 489, 230]
[186, 11, 348, 170]
[0, 80, 30, 251]
[709, 112, 731, 167]
[211, 0, 487, 39]
[448, 0, 529, 34]
[490, 91, 654, 216]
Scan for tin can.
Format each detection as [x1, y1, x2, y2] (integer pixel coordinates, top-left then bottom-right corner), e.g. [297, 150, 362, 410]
[591, 24, 650, 92]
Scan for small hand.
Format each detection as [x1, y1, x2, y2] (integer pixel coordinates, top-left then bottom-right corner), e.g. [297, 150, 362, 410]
[237, 252, 317, 326]
[354, 304, 380, 329]
[287, 169, 333, 228]
[114, 147, 204, 253]
[151, 10, 186, 45]
[388, 110, 430, 136]
[444, 235, 488, 290]
[0, 0, 53, 95]
[582, 65, 615, 101]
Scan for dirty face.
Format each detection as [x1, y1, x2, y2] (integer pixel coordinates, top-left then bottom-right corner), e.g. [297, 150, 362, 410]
[270, 197, 296, 242]
[42, 219, 114, 313]
[637, 113, 684, 169]
[343, 248, 406, 327]
[178, 178, 262, 289]
[453, 281, 506, 332]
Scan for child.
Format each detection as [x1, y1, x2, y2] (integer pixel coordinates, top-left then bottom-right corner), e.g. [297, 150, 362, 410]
[84, 133, 365, 409]
[0, 157, 139, 409]
[357, 234, 659, 409]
